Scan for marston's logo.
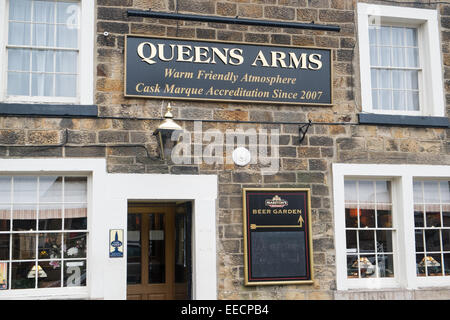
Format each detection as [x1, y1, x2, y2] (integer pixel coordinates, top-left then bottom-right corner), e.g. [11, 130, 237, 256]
[265, 195, 288, 208]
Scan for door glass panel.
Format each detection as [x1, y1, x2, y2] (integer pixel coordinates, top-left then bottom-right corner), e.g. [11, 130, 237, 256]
[175, 212, 187, 283]
[149, 213, 165, 283]
[127, 213, 141, 285]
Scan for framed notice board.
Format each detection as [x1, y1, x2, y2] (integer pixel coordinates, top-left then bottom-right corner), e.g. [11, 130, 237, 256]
[243, 188, 313, 286]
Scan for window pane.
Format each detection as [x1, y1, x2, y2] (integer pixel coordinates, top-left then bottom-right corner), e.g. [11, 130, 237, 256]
[38, 233, 61, 259]
[380, 89, 392, 109]
[441, 182, 450, 204]
[413, 181, 423, 203]
[378, 254, 394, 278]
[344, 180, 357, 202]
[425, 229, 441, 252]
[392, 47, 405, 67]
[405, 71, 418, 90]
[392, 27, 404, 46]
[424, 181, 440, 203]
[63, 232, 87, 259]
[359, 230, 375, 253]
[442, 229, 450, 251]
[380, 26, 391, 45]
[56, 25, 78, 49]
[417, 254, 426, 276]
[426, 254, 442, 276]
[415, 230, 424, 252]
[0, 235, 10, 260]
[11, 262, 35, 289]
[347, 255, 359, 278]
[13, 176, 37, 203]
[425, 205, 441, 228]
[12, 233, 36, 260]
[372, 89, 379, 109]
[33, 23, 55, 47]
[8, 49, 31, 72]
[360, 255, 376, 278]
[32, 50, 54, 73]
[380, 47, 391, 66]
[64, 260, 86, 287]
[370, 46, 379, 66]
[38, 261, 61, 288]
[377, 207, 392, 228]
[444, 254, 450, 276]
[393, 91, 406, 111]
[8, 22, 31, 46]
[392, 70, 404, 89]
[33, 0, 55, 23]
[127, 214, 141, 285]
[359, 181, 375, 203]
[371, 69, 378, 88]
[376, 230, 393, 253]
[64, 177, 87, 202]
[406, 48, 419, 68]
[346, 230, 357, 253]
[64, 203, 87, 230]
[406, 91, 419, 111]
[55, 74, 77, 97]
[39, 176, 62, 202]
[360, 208, 375, 228]
[0, 205, 11, 232]
[405, 28, 417, 47]
[55, 51, 77, 73]
[0, 177, 11, 203]
[38, 204, 62, 230]
[443, 206, 450, 228]
[369, 26, 377, 45]
[13, 204, 37, 231]
[345, 207, 358, 228]
[379, 69, 391, 89]
[32, 73, 54, 96]
[414, 204, 424, 227]
[149, 213, 165, 284]
[9, 0, 32, 21]
[376, 181, 391, 203]
[7, 72, 30, 96]
[57, 2, 79, 25]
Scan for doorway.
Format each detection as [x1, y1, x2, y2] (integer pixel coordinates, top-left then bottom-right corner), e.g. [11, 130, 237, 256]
[126, 202, 192, 300]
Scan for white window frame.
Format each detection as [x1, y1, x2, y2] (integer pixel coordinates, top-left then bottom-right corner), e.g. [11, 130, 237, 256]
[0, 0, 94, 105]
[333, 163, 450, 291]
[357, 3, 445, 117]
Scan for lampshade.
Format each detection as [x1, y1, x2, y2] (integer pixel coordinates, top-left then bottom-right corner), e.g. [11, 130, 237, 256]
[419, 256, 440, 267]
[153, 103, 183, 160]
[27, 265, 47, 278]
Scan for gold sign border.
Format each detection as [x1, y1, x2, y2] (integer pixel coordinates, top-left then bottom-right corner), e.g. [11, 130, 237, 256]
[124, 34, 334, 106]
[242, 188, 314, 286]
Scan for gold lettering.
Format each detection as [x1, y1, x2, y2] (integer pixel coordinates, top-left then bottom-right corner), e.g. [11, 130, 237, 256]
[308, 53, 323, 70]
[288, 52, 308, 69]
[194, 46, 211, 63]
[137, 42, 157, 64]
[271, 51, 287, 68]
[251, 50, 270, 67]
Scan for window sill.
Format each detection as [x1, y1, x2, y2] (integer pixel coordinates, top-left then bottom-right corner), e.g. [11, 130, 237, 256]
[0, 103, 98, 118]
[358, 113, 449, 128]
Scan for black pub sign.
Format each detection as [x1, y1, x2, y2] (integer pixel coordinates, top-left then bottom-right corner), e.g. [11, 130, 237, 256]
[125, 35, 332, 105]
[243, 188, 313, 285]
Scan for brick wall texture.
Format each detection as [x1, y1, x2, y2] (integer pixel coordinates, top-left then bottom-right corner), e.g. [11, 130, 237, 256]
[1, 0, 449, 299]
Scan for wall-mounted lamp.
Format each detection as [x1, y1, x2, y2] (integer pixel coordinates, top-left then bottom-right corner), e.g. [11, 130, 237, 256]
[153, 104, 183, 160]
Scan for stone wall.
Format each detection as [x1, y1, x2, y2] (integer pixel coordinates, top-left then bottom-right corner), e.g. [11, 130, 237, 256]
[0, 0, 449, 299]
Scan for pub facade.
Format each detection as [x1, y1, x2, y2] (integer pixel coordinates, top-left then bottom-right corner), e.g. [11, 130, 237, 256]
[0, 0, 449, 300]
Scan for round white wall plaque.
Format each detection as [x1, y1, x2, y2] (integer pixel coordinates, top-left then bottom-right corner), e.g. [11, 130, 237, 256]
[232, 147, 251, 166]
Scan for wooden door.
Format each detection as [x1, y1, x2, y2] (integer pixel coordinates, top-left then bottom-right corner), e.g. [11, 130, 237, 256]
[126, 204, 189, 300]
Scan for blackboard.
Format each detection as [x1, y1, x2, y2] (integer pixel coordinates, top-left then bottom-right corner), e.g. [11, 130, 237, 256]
[243, 188, 313, 285]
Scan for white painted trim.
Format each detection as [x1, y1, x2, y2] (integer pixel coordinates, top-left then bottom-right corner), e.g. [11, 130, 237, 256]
[0, 0, 7, 102]
[1, 0, 94, 105]
[357, 3, 445, 117]
[333, 163, 450, 291]
[0, 159, 218, 300]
